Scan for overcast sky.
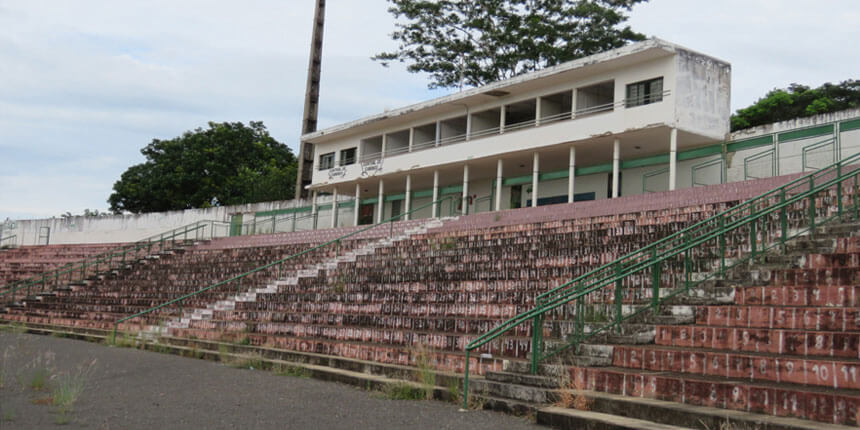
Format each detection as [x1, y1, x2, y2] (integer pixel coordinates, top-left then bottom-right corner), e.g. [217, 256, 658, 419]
[1, 0, 857, 221]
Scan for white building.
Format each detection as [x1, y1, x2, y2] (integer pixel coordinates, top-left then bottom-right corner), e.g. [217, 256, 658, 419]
[301, 38, 732, 225]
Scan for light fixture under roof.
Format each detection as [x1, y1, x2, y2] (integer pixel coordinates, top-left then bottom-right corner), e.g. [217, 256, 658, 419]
[485, 90, 510, 97]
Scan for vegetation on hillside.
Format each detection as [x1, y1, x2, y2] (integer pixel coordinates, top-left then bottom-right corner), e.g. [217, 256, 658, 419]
[731, 80, 860, 131]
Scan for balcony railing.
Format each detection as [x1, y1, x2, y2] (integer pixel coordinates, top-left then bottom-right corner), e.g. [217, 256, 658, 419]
[353, 89, 671, 166]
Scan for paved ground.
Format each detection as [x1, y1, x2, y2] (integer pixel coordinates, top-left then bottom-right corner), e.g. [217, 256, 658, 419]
[0, 332, 540, 429]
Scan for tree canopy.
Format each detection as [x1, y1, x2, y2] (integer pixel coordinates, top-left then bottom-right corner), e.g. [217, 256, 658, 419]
[731, 80, 860, 131]
[108, 121, 297, 214]
[373, 0, 647, 89]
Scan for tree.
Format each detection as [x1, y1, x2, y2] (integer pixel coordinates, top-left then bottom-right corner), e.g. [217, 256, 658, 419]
[373, 0, 647, 89]
[108, 121, 297, 214]
[731, 80, 860, 131]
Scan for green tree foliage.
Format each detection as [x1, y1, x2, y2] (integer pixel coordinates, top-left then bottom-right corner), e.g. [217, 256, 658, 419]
[373, 0, 647, 89]
[731, 80, 860, 131]
[108, 121, 296, 214]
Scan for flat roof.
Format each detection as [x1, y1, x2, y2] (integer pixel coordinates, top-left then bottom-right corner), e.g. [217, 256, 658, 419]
[302, 38, 729, 144]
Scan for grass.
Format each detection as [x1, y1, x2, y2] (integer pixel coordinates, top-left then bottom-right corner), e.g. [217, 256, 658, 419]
[0, 322, 27, 334]
[446, 380, 461, 403]
[52, 359, 97, 414]
[2, 409, 16, 421]
[383, 381, 427, 400]
[413, 343, 436, 400]
[105, 331, 137, 348]
[272, 364, 312, 378]
[553, 371, 591, 411]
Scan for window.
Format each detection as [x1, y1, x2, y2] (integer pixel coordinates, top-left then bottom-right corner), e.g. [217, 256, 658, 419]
[340, 147, 357, 166]
[626, 77, 663, 108]
[318, 152, 335, 170]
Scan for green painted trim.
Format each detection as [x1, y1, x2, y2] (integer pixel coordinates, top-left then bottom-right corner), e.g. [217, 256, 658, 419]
[384, 193, 406, 202]
[255, 206, 312, 217]
[361, 197, 378, 205]
[778, 124, 834, 142]
[576, 163, 612, 176]
[841, 118, 860, 132]
[339, 201, 355, 208]
[622, 154, 669, 169]
[317, 204, 332, 211]
[539, 169, 569, 181]
[678, 144, 722, 161]
[440, 185, 463, 195]
[726, 135, 773, 152]
[502, 175, 532, 186]
[413, 189, 434, 198]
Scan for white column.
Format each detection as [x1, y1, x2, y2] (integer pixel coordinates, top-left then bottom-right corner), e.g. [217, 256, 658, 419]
[495, 159, 504, 211]
[535, 97, 542, 126]
[353, 183, 361, 227]
[462, 164, 470, 215]
[432, 170, 440, 217]
[612, 139, 621, 198]
[465, 113, 472, 141]
[404, 175, 412, 220]
[435, 121, 441, 147]
[500, 105, 506, 133]
[532, 152, 540, 208]
[381, 134, 388, 157]
[330, 188, 338, 229]
[568, 146, 576, 203]
[570, 89, 577, 119]
[376, 180, 384, 223]
[311, 190, 319, 230]
[669, 128, 678, 191]
[408, 128, 415, 153]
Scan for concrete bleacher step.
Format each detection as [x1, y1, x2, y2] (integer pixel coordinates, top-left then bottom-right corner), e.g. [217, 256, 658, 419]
[537, 406, 690, 430]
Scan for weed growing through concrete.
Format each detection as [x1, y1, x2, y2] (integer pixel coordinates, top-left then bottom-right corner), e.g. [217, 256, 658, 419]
[19, 351, 56, 391]
[105, 331, 137, 348]
[446, 379, 461, 403]
[553, 370, 591, 411]
[2, 409, 16, 422]
[383, 381, 426, 400]
[413, 343, 436, 400]
[272, 364, 312, 378]
[51, 359, 97, 422]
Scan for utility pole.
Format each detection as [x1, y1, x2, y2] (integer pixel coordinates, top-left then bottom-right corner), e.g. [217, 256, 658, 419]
[295, 0, 326, 199]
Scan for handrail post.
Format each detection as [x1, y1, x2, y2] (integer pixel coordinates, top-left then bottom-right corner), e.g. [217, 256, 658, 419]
[837, 164, 843, 218]
[651, 248, 660, 308]
[749, 204, 757, 261]
[780, 189, 787, 250]
[531, 314, 543, 374]
[614, 262, 622, 332]
[719, 214, 726, 273]
[809, 176, 816, 237]
[462, 350, 471, 410]
[684, 234, 692, 291]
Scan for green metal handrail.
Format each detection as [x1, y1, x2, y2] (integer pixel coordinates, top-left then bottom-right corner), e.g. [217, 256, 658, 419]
[0, 220, 228, 303]
[111, 195, 455, 341]
[462, 151, 860, 408]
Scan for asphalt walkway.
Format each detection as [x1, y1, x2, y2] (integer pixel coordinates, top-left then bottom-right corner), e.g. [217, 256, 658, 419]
[0, 332, 540, 429]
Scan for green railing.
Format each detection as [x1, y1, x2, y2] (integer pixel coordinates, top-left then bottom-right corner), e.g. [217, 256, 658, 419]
[0, 220, 229, 304]
[463, 152, 860, 408]
[111, 196, 455, 341]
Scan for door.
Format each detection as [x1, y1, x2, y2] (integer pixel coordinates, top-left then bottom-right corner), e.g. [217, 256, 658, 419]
[229, 214, 243, 236]
[358, 204, 375, 225]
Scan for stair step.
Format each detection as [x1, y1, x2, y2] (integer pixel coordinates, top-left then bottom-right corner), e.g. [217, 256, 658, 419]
[537, 406, 689, 430]
[485, 371, 562, 388]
